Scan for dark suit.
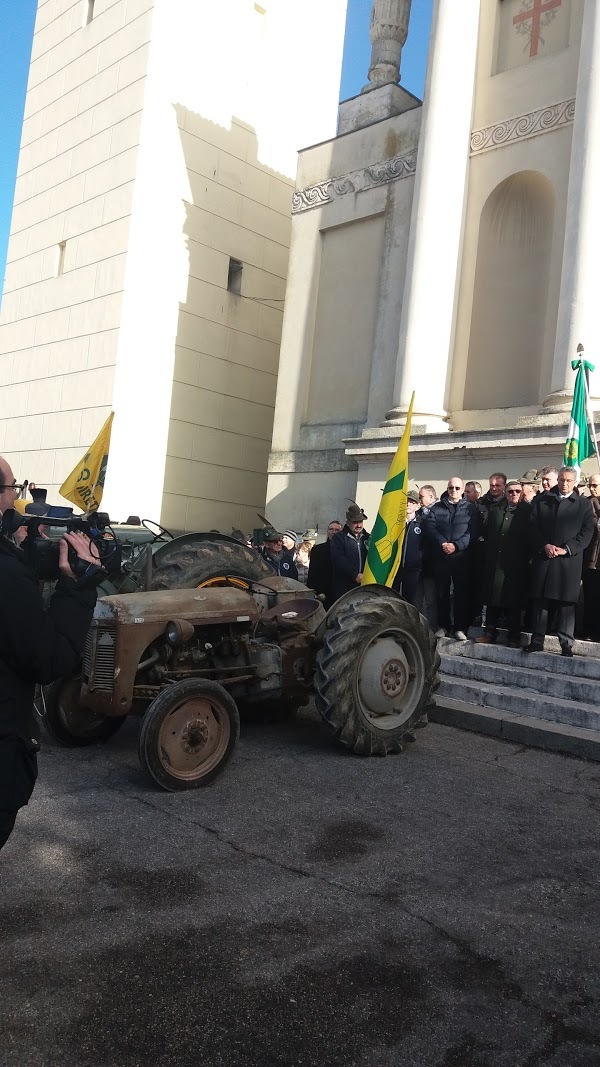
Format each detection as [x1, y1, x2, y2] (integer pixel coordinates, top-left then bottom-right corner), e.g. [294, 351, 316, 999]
[307, 540, 333, 610]
[529, 488, 595, 649]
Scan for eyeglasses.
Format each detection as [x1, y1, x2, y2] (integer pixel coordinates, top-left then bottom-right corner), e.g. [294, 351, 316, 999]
[0, 482, 26, 492]
[447, 485, 462, 491]
[507, 489, 521, 494]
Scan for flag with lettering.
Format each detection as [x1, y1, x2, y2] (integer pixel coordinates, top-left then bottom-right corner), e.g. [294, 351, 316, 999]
[564, 359, 595, 470]
[60, 412, 114, 513]
[362, 392, 414, 588]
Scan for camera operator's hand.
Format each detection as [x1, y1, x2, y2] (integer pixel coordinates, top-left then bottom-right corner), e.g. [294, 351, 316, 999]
[59, 531, 100, 581]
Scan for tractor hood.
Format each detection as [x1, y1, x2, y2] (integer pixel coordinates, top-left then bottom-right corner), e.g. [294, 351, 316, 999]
[95, 587, 259, 626]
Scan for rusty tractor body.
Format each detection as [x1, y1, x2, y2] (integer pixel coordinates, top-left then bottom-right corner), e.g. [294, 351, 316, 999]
[42, 537, 439, 791]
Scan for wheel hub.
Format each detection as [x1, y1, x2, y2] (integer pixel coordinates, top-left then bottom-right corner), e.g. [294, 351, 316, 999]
[358, 637, 411, 715]
[182, 718, 209, 752]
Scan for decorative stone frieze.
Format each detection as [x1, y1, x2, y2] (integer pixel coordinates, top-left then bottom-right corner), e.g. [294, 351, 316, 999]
[470, 97, 576, 155]
[292, 150, 417, 214]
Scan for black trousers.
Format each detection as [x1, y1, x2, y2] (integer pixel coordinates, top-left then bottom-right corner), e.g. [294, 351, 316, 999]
[582, 570, 600, 640]
[0, 810, 17, 852]
[532, 599, 575, 650]
[435, 554, 471, 633]
[485, 604, 522, 641]
[395, 568, 420, 605]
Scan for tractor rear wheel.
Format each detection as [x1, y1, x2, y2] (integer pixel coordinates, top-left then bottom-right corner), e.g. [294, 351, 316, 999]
[314, 587, 439, 756]
[151, 538, 273, 591]
[138, 679, 240, 791]
[42, 677, 126, 747]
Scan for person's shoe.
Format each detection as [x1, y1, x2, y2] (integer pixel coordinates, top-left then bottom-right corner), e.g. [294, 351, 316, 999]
[474, 633, 496, 644]
[434, 628, 447, 638]
[561, 646, 574, 658]
[454, 630, 468, 642]
[523, 643, 543, 654]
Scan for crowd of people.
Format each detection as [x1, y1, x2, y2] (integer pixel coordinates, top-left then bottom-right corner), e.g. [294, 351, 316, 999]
[258, 466, 600, 656]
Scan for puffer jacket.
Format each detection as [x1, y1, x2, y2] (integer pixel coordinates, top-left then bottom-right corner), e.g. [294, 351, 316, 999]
[423, 493, 478, 560]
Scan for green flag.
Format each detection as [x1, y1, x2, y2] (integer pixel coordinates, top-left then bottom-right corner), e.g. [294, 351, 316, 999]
[564, 359, 596, 469]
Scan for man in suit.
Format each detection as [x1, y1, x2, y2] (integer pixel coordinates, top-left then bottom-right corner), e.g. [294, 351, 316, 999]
[307, 520, 342, 610]
[526, 467, 595, 656]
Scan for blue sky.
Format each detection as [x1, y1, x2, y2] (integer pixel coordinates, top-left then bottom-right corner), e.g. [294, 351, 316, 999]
[0, 0, 433, 293]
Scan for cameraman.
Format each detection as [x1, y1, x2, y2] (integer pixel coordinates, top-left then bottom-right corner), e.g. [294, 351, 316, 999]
[0, 456, 103, 853]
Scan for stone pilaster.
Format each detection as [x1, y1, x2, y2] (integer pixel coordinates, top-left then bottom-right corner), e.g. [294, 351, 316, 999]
[544, 0, 600, 412]
[384, 0, 480, 431]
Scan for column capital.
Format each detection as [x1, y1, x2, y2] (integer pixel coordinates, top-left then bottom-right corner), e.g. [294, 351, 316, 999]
[363, 0, 412, 92]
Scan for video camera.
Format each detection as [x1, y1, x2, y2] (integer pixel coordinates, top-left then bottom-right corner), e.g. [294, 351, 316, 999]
[1, 508, 121, 581]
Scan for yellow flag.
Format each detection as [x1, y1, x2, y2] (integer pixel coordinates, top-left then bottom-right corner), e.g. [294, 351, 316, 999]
[362, 392, 414, 588]
[60, 412, 114, 513]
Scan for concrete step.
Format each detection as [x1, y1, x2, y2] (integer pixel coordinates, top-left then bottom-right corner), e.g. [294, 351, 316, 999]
[436, 676, 600, 732]
[438, 634, 600, 680]
[439, 653, 599, 705]
[430, 698, 600, 763]
[464, 628, 600, 661]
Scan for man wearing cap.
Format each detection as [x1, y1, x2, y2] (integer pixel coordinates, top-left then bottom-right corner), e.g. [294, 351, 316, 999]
[307, 520, 342, 609]
[520, 470, 540, 503]
[330, 504, 369, 602]
[392, 491, 423, 605]
[260, 528, 298, 580]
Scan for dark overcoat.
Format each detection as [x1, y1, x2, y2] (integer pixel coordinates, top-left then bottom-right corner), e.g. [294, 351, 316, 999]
[307, 540, 333, 608]
[583, 496, 600, 570]
[330, 526, 370, 602]
[0, 535, 97, 811]
[482, 499, 531, 608]
[529, 490, 595, 603]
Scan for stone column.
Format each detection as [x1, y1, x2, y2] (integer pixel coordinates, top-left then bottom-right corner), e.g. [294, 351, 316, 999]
[364, 1, 412, 91]
[544, 0, 600, 413]
[385, 0, 480, 430]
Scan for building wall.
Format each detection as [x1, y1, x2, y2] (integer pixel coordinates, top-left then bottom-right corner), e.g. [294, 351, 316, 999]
[0, 0, 348, 532]
[266, 105, 421, 533]
[0, 0, 153, 490]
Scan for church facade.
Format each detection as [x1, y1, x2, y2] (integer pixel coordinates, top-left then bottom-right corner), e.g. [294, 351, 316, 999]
[267, 0, 600, 531]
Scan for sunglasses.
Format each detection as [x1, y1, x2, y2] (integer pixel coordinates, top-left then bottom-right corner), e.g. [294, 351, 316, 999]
[507, 489, 521, 494]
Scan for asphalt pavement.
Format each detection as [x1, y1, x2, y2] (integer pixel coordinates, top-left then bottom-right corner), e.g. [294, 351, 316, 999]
[2, 710, 600, 1067]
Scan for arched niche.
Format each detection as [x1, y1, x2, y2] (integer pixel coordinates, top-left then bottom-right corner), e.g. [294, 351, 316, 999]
[463, 171, 555, 411]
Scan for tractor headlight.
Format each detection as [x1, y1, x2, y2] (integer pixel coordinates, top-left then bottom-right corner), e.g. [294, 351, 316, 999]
[165, 619, 195, 647]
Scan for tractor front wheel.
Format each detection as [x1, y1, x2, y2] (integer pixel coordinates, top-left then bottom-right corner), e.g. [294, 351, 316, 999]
[138, 679, 240, 791]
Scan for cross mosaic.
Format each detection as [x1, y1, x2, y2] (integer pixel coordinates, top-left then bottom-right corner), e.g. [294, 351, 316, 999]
[513, 0, 563, 58]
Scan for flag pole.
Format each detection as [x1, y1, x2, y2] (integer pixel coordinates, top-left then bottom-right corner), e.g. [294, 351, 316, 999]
[578, 343, 600, 472]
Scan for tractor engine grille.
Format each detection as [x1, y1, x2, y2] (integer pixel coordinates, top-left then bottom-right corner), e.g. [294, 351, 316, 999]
[84, 624, 116, 691]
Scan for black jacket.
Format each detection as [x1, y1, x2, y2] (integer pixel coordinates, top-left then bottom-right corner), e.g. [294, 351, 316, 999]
[423, 493, 478, 562]
[482, 499, 531, 608]
[260, 546, 298, 581]
[530, 488, 595, 603]
[307, 540, 333, 608]
[330, 526, 370, 601]
[0, 536, 97, 810]
[400, 517, 424, 571]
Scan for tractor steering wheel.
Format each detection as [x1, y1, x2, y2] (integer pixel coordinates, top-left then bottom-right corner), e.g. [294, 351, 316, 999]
[141, 518, 174, 541]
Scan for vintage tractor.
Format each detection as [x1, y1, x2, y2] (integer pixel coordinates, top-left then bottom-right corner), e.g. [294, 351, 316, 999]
[42, 536, 439, 791]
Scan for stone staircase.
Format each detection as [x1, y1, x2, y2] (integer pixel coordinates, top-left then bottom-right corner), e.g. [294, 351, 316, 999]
[430, 630, 600, 760]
